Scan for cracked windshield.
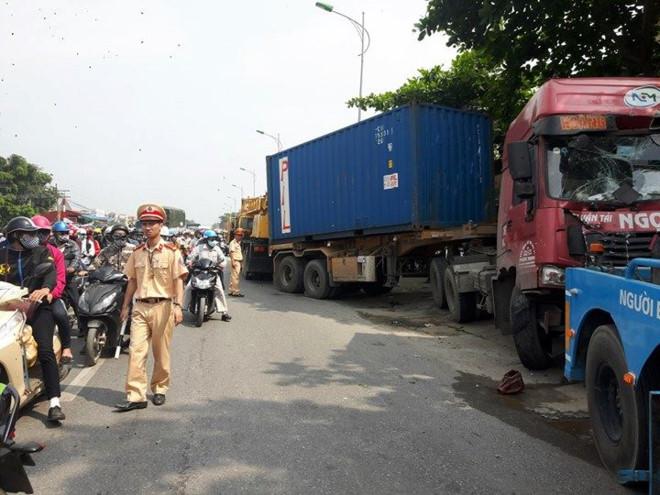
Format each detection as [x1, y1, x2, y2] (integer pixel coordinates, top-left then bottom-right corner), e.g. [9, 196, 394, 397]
[547, 134, 660, 202]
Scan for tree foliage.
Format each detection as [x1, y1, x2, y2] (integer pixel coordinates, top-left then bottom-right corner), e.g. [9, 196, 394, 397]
[0, 154, 59, 228]
[416, 0, 659, 80]
[348, 50, 537, 153]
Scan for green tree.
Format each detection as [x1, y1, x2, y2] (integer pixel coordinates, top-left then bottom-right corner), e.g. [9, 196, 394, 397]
[348, 50, 537, 154]
[416, 0, 659, 80]
[0, 154, 59, 228]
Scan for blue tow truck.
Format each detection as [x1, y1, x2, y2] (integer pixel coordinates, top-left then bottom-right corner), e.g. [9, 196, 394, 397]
[565, 258, 660, 490]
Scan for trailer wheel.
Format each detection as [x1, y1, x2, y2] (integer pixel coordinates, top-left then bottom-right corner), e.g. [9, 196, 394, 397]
[586, 324, 648, 476]
[275, 256, 305, 293]
[303, 259, 332, 299]
[242, 249, 253, 280]
[443, 268, 476, 323]
[430, 258, 448, 309]
[510, 287, 552, 370]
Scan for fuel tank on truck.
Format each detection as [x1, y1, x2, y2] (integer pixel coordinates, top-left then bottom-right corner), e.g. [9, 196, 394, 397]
[266, 104, 494, 243]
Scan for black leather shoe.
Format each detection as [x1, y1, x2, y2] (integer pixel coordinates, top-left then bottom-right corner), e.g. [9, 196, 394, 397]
[48, 406, 66, 422]
[221, 313, 232, 322]
[114, 401, 148, 412]
[152, 394, 166, 406]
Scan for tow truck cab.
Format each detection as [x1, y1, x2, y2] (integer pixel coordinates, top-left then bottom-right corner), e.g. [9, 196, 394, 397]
[497, 78, 660, 369]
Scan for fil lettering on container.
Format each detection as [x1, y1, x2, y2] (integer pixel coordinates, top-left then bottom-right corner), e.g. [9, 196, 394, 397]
[383, 173, 399, 190]
[279, 157, 291, 234]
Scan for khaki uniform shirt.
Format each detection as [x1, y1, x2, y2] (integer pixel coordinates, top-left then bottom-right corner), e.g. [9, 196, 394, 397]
[124, 240, 188, 299]
[228, 239, 243, 262]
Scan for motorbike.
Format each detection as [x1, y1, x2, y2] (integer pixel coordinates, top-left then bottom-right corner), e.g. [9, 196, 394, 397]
[77, 265, 128, 366]
[188, 258, 221, 327]
[0, 280, 68, 408]
[0, 383, 43, 494]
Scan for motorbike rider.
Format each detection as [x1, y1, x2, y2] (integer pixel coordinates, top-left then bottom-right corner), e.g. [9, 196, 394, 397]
[91, 224, 135, 272]
[32, 216, 74, 363]
[50, 221, 82, 315]
[184, 229, 231, 322]
[78, 229, 96, 268]
[0, 217, 65, 422]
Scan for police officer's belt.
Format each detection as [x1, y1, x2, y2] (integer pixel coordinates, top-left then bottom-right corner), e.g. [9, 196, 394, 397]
[136, 298, 171, 304]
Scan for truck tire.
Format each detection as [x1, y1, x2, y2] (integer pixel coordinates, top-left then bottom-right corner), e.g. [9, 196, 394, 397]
[586, 324, 648, 475]
[443, 268, 477, 323]
[303, 259, 332, 299]
[430, 258, 448, 309]
[275, 256, 305, 293]
[242, 249, 253, 280]
[510, 287, 553, 370]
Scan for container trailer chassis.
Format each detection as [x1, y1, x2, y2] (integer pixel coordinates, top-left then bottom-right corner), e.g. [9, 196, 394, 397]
[269, 222, 498, 303]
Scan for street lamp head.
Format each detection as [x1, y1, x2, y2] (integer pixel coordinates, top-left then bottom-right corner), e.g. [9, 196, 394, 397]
[240, 167, 246, 172]
[315, 2, 334, 12]
[256, 130, 265, 135]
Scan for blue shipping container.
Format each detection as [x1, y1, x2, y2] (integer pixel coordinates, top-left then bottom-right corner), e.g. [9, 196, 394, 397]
[266, 104, 493, 243]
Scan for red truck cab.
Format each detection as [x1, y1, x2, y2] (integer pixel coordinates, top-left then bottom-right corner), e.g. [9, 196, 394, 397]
[498, 78, 660, 369]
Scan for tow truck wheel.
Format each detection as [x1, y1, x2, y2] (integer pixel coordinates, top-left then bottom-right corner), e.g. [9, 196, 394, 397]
[586, 324, 647, 476]
[510, 287, 553, 370]
[303, 259, 332, 299]
[443, 268, 476, 323]
[275, 256, 305, 293]
[430, 258, 448, 309]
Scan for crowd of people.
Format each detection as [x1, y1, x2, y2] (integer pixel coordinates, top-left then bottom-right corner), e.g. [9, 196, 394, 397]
[0, 207, 247, 421]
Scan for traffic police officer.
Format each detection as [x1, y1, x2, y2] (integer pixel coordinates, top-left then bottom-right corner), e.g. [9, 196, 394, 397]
[115, 204, 188, 411]
[228, 228, 244, 297]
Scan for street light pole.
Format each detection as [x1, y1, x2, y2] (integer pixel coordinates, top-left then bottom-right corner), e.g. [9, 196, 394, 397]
[256, 129, 283, 152]
[240, 167, 257, 196]
[315, 2, 371, 122]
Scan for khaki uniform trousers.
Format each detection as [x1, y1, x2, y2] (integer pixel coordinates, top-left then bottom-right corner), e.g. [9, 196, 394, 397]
[229, 259, 242, 295]
[126, 300, 175, 402]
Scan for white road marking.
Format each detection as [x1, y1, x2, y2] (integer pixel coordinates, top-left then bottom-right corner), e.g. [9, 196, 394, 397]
[61, 361, 105, 402]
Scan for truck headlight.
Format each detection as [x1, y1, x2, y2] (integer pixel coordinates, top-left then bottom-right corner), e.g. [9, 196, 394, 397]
[540, 265, 565, 287]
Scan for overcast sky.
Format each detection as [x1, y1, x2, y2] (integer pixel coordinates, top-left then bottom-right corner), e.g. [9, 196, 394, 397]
[0, 0, 455, 225]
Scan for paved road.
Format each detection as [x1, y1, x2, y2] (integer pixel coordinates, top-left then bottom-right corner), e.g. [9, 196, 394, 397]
[16, 279, 627, 494]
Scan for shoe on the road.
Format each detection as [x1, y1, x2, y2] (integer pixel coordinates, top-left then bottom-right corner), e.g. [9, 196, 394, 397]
[229, 293, 244, 298]
[114, 401, 148, 412]
[48, 406, 66, 422]
[221, 313, 232, 322]
[152, 394, 166, 406]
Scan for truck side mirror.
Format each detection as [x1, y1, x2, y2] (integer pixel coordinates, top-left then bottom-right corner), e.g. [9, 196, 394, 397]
[508, 141, 532, 181]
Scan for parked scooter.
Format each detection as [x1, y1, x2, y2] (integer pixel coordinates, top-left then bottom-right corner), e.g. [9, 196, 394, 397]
[77, 265, 128, 366]
[0, 383, 43, 494]
[0, 282, 68, 408]
[188, 258, 221, 327]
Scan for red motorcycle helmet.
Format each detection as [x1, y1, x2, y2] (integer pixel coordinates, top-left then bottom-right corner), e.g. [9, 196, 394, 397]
[31, 215, 52, 231]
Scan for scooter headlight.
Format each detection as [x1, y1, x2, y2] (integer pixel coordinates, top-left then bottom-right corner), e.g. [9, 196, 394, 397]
[192, 278, 212, 290]
[0, 311, 24, 348]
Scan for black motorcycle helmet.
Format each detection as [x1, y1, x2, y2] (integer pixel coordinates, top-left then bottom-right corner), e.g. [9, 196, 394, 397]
[110, 224, 129, 236]
[4, 216, 38, 238]
[109, 224, 129, 248]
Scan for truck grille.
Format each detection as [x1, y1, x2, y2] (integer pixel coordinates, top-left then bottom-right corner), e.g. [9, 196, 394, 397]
[597, 232, 655, 265]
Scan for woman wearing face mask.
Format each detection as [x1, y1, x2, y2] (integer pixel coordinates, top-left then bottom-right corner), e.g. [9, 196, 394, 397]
[32, 216, 74, 363]
[0, 217, 66, 422]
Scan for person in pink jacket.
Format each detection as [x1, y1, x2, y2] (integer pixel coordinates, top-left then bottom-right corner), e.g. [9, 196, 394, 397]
[32, 216, 73, 362]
